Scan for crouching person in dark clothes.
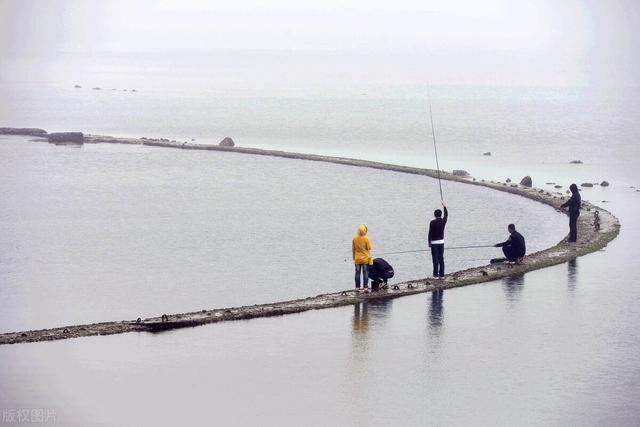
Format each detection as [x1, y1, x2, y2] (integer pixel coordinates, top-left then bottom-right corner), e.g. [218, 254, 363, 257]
[369, 258, 394, 290]
[493, 224, 526, 263]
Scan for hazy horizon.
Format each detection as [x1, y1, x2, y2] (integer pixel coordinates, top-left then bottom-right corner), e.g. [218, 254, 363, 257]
[1, 0, 639, 88]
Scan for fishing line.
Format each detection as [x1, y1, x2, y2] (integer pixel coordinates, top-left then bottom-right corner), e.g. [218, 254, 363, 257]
[375, 245, 494, 256]
[427, 85, 444, 202]
[343, 245, 495, 261]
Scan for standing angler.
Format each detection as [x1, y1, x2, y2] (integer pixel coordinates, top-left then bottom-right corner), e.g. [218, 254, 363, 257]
[428, 203, 448, 279]
[352, 224, 372, 292]
[561, 183, 581, 242]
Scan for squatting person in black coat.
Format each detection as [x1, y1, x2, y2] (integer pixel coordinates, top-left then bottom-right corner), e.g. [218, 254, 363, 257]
[368, 258, 395, 290]
[560, 183, 581, 242]
[494, 224, 526, 263]
[428, 203, 448, 278]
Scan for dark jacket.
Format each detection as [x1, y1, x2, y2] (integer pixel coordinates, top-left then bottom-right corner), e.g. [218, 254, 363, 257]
[496, 230, 526, 257]
[428, 207, 448, 244]
[370, 258, 394, 279]
[561, 190, 581, 216]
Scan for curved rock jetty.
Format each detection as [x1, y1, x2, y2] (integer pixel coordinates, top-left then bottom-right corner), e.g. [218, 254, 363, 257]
[0, 128, 621, 345]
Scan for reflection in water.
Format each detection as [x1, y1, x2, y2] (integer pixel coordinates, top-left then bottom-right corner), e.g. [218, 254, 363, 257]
[567, 258, 578, 292]
[428, 289, 444, 334]
[351, 300, 393, 335]
[352, 302, 369, 334]
[502, 274, 526, 303]
[348, 300, 392, 393]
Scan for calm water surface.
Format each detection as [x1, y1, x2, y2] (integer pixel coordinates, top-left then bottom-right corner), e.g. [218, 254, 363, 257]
[1, 80, 639, 426]
[0, 136, 564, 331]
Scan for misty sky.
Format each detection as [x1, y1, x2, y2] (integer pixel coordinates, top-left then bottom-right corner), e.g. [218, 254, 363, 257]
[1, 0, 638, 86]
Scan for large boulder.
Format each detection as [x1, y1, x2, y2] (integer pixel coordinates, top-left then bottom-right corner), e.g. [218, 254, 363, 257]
[0, 127, 48, 137]
[600, 180, 610, 187]
[219, 137, 235, 147]
[520, 176, 532, 187]
[570, 160, 583, 164]
[48, 132, 84, 144]
[581, 182, 594, 188]
[482, 151, 491, 156]
[452, 169, 469, 176]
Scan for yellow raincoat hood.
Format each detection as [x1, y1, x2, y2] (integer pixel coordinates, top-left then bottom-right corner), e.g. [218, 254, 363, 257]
[352, 224, 372, 264]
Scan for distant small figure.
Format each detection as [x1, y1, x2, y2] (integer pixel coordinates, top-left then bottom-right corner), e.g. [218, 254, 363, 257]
[428, 203, 448, 279]
[593, 211, 601, 231]
[352, 224, 372, 292]
[493, 224, 526, 264]
[560, 183, 581, 242]
[369, 258, 394, 290]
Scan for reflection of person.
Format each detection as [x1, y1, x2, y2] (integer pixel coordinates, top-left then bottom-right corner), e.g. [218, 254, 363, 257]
[352, 303, 369, 333]
[494, 224, 526, 263]
[560, 183, 581, 242]
[368, 258, 394, 290]
[428, 203, 448, 279]
[352, 224, 372, 292]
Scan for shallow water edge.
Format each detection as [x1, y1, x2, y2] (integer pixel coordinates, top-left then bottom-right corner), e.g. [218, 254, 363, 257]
[0, 128, 621, 345]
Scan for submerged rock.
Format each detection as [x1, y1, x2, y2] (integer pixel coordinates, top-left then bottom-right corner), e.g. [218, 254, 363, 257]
[483, 152, 491, 156]
[74, 85, 82, 88]
[219, 137, 235, 147]
[506, 178, 512, 183]
[570, 160, 583, 164]
[581, 182, 594, 188]
[520, 176, 532, 187]
[0, 127, 47, 137]
[92, 87, 102, 90]
[600, 181, 610, 187]
[48, 132, 84, 144]
[554, 185, 562, 189]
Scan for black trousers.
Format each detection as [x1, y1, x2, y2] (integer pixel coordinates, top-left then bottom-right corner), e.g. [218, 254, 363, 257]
[569, 212, 579, 242]
[431, 244, 445, 277]
[502, 246, 518, 262]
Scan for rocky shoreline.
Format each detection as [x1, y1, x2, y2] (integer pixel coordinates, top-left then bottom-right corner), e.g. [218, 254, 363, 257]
[0, 128, 621, 345]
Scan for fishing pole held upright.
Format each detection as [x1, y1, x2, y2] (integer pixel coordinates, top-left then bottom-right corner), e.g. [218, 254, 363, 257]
[427, 87, 444, 202]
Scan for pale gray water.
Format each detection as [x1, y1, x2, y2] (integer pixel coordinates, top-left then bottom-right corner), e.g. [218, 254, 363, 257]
[0, 135, 564, 332]
[1, 77, 640, 426]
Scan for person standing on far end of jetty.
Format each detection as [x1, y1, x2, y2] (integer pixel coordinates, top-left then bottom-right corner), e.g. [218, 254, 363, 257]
[352, 224, 372, 293]
[428, 203, 448, 279]
[560, 183, 581, 242]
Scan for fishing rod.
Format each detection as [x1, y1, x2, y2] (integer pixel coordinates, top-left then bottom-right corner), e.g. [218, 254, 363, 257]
[427, 86, 444, 202]
[344, 245, 495, 261]
[375, 245, 495, 256]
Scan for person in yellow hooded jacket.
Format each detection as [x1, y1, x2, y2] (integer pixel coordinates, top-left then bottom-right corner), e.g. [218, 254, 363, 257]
[352, 224, 372, 292]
